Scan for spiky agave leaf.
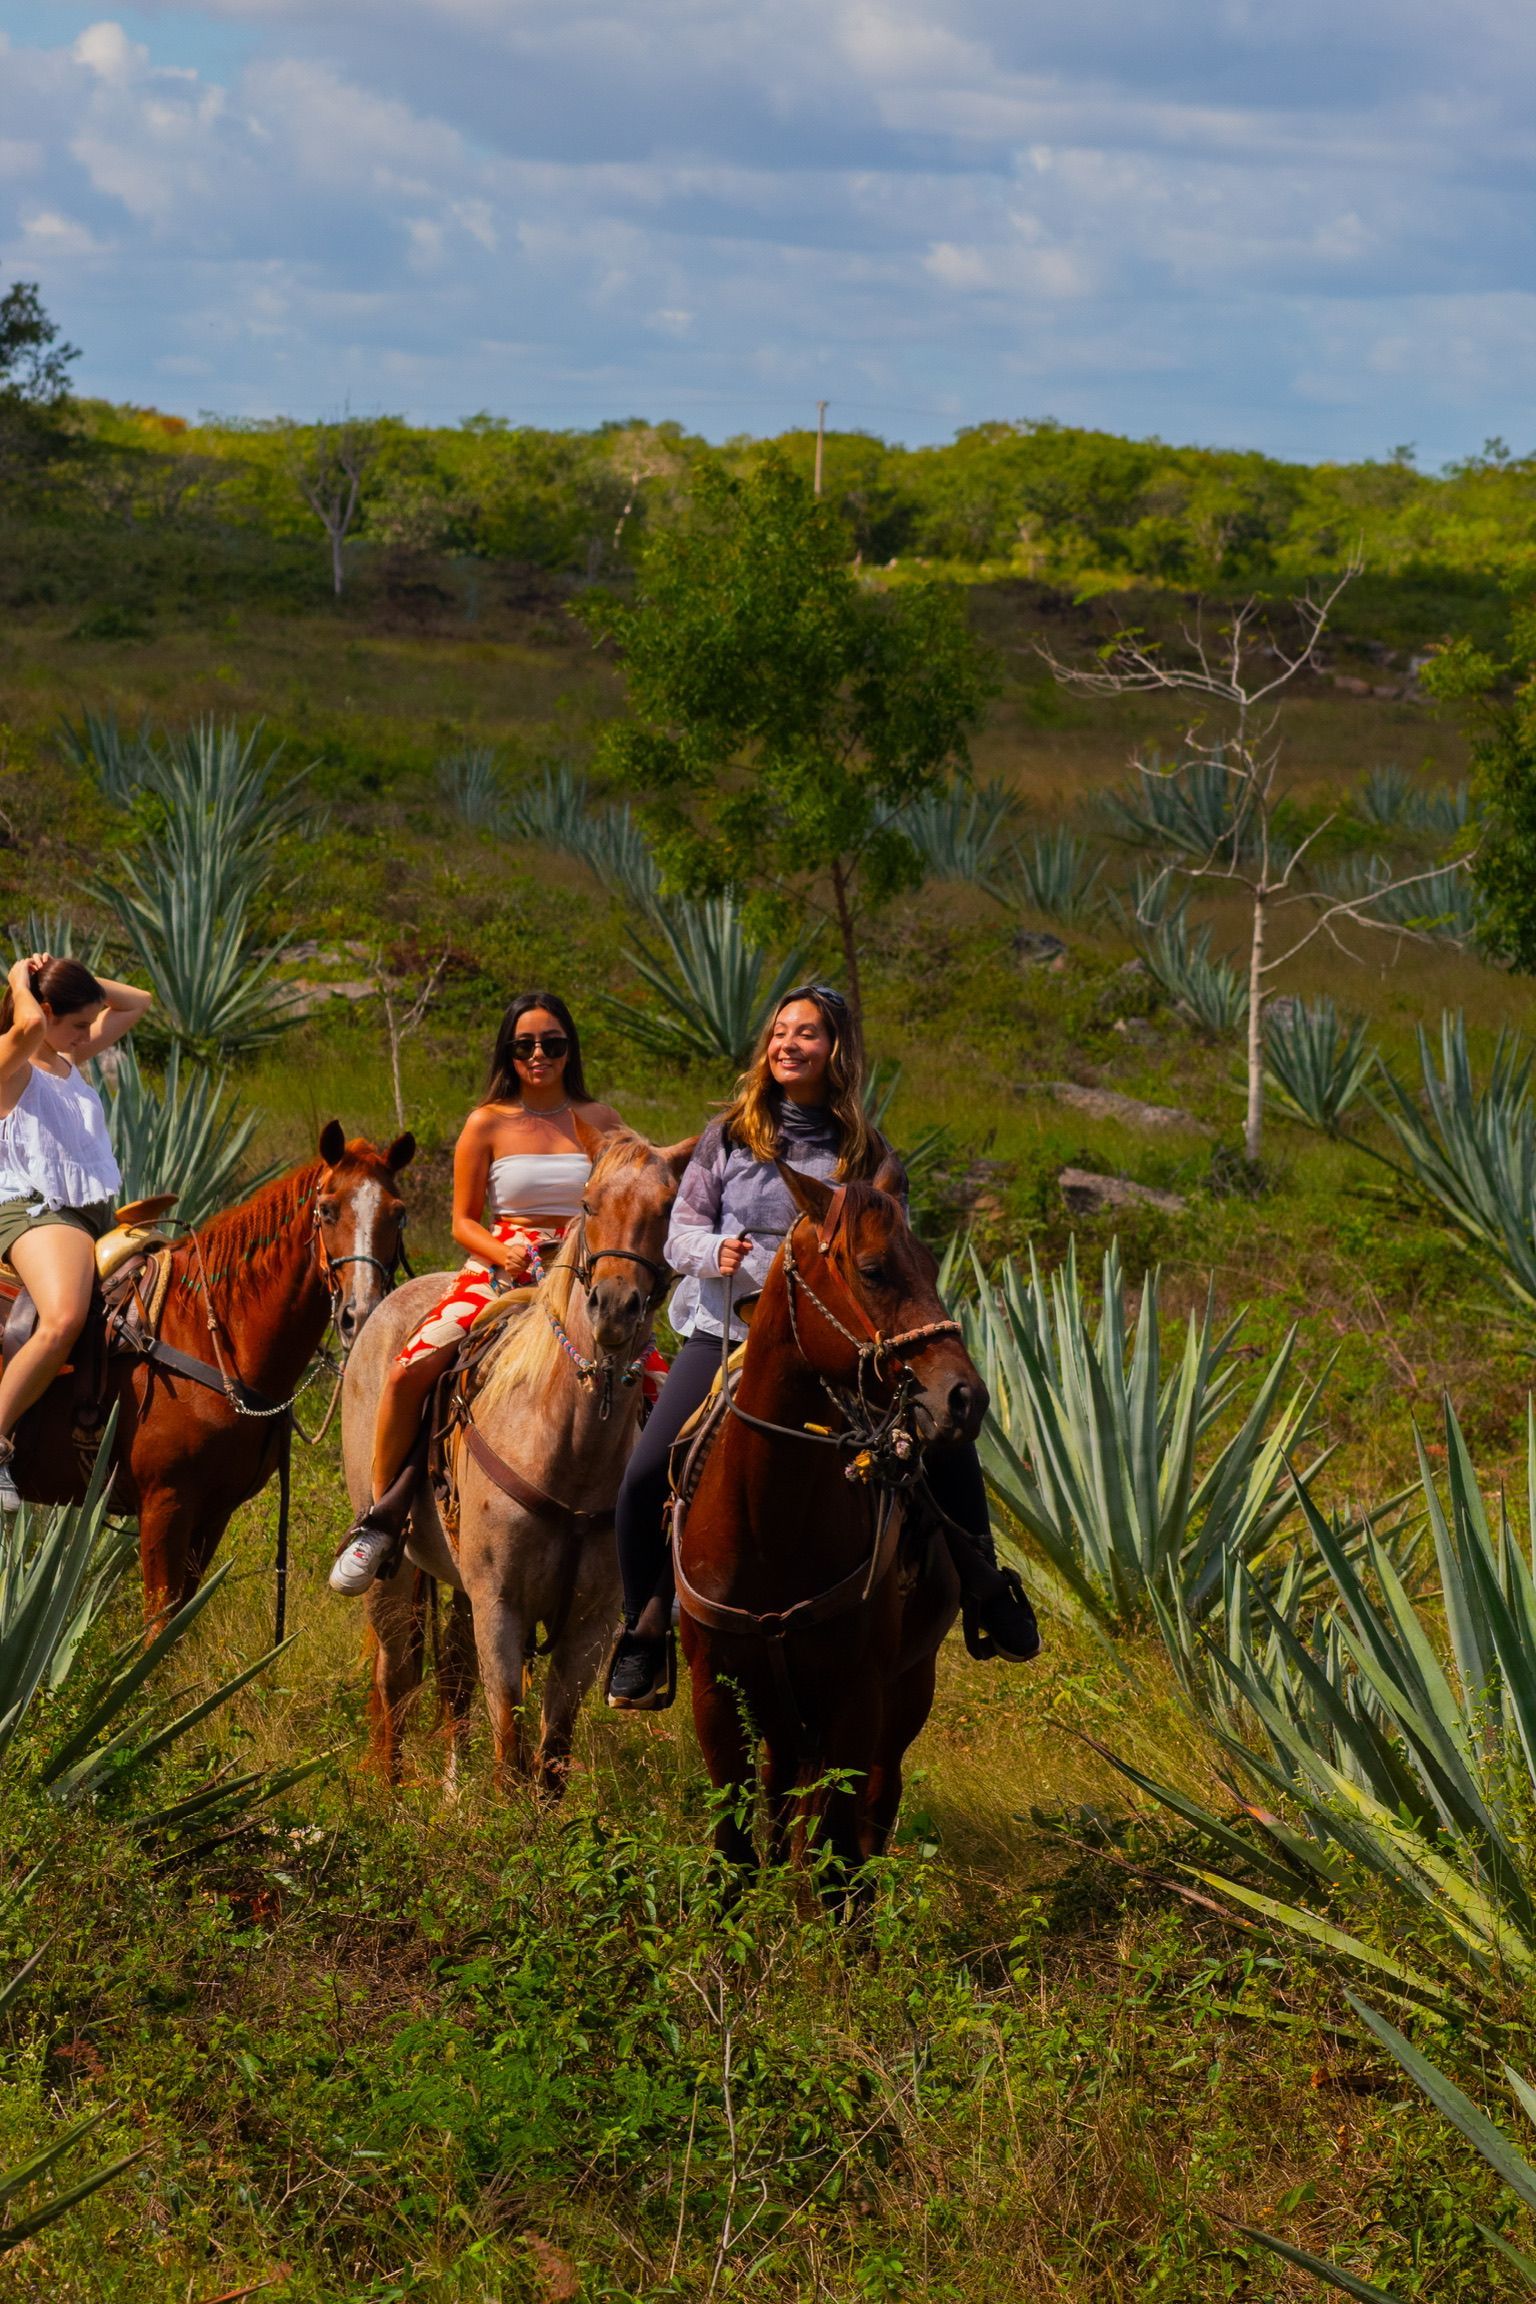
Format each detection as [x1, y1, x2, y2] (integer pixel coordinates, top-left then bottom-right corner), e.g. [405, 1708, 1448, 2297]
[1264, 996, 1378, 1135]
[893, 776, 1022, 886]
[599, 897, 810, 1071]
[992, 826, 1105, 924]
[1133, 915, 1247, 1033]
[6, 911, 109, 974]
[1373, 1012, 1536, 1311]
[438, 743, 510, 831]
[100, 861, 304, 1060]
[55, 707, 155, 806]
[96, 1045, 271, 1230]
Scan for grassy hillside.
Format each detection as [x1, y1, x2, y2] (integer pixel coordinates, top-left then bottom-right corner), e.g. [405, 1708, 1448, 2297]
[1, 570, 1533, 2300]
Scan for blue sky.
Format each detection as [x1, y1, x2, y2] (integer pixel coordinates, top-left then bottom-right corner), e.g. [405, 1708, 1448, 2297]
[2, 0, 1533, 464]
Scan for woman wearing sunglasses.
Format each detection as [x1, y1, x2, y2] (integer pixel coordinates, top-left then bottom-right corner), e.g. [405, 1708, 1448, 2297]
[605, 981, 1039, 1710]
[330, 989, 648, 1594]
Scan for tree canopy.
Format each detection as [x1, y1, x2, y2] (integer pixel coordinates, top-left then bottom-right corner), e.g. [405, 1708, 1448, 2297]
[582, 454, 993, 1010]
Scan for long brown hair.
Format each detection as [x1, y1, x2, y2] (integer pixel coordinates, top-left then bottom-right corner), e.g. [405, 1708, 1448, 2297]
[0, 955, 105, 1035]
[483, 990, 592, 1108]
[719, 984, 882, 1180]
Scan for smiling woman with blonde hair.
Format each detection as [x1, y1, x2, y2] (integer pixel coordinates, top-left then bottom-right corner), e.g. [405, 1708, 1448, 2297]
[605, 980, 1038, 1712]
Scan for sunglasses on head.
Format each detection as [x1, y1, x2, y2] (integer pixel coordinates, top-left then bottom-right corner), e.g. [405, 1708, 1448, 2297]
[511, 1031, 569, 1059]
[779, 982, 847, 1016]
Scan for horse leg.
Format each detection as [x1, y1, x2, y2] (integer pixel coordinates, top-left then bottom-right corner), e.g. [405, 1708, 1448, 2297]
[533, 1584, 612, 1803]
[688, 1649, 757, 1869]
[438, 1589, 477, 1796]
[137, 1484, 204, 1626]
[466, 1578, 532, 1790]
[859, 1650, 938, 1860]
[364, 1562, 428, 1785]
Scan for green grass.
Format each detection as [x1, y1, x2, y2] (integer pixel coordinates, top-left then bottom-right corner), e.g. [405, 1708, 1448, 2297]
[0, 583, 1533, 2297]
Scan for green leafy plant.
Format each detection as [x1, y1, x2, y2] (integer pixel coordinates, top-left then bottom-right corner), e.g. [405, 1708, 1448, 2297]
[6, 909, 108, 973]
[505, 762, 662, 911]
[1355, 764, 1469, 837]
[1102, 752, 1250, 858]
[598, 897, 808, 1070]
[960, 1240, 1323, 1633]
[1264, 997, 1378, 1135]
[56, 706, 153, 806]
[95, 1045, 270, 1230]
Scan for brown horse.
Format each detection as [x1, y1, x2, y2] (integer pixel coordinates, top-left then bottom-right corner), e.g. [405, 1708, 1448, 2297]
[14, 1120, 413, 1621]
[344, 1126, 695, 1794]
[675, 1158, 985, 1877]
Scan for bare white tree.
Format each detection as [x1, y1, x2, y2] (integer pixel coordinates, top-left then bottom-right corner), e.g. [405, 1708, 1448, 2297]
[379, 947, 451, 1132]
[1044, 568, 1474, 1162]
[289, 419, 381, 597]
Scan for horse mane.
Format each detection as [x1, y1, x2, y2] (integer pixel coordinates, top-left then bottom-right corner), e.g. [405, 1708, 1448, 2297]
[478, 1128, 664, 1417]
[170, 1157, 325, 1310]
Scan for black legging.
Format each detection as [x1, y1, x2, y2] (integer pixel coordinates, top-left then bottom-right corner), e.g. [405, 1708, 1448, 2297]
[615, 1328, 994, 1627]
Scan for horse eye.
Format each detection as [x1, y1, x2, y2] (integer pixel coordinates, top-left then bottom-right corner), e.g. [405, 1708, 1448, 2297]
[858, 1259, 889, 1285]
[317, 1199, 339, 1222]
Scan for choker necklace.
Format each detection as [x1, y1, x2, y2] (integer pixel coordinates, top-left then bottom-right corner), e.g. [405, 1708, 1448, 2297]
[518, 1098, 573, 1119]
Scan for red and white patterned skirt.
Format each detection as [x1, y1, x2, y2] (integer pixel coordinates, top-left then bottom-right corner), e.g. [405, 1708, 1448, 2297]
[394, 1216, 666, 1403]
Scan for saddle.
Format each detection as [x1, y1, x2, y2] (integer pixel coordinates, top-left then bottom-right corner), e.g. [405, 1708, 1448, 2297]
[0, 1195, 178, 1493]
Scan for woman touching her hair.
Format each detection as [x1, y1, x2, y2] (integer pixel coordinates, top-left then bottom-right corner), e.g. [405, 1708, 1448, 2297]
[0, 951, 153, 1510]
[605, 981, 1039, 1711]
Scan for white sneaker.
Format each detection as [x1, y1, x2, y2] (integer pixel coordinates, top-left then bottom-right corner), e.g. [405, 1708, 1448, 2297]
[0, 1455, 19, 1514]
[328, 1519, 395, 1595]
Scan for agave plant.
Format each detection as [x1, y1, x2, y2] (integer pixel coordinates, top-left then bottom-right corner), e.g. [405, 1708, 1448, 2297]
[95, 1046, 270, 1230]
[1356, 763, 1470, 838]
[1240, 1995, 1536, 2300]
[438, 743, 510, 831]
[599, 898, 809, 1070]
[1373, 1013, 1536, 1313]
[1101, 751, 1253, 862]
[997, 827, 1105, 924]
[1134, 916, 1247, 1033]
[56, 707, 155, 806]
[100, 860, 304, 1061]
[894, 777, 1022, 885]
[1316, 852, 1476, 942]
[505, 761, 663, 911]
[6, 910, 109, 973]
[1105, 1394, 1536, 2017]
[959, 1240, 1325, 1633]
[1264, 996, 1378, 1135]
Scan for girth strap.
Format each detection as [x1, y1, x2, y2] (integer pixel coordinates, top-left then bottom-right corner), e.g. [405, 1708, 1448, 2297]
[671, 1487, 904, 1644]
[134, 1333, 284, 1415]
[460, 1422, 616, 1538]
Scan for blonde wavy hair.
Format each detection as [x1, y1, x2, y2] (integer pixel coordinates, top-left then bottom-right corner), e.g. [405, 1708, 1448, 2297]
[718, 984, 883, 1180]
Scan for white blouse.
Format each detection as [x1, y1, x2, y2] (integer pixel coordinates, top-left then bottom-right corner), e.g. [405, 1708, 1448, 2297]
[0, 1060, 121, 1211]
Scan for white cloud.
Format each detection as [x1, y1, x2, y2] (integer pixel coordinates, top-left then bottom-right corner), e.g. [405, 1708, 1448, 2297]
[0, 0, 1530, 460]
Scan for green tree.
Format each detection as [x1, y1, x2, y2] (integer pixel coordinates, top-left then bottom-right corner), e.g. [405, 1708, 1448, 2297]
[582, 454, 992, 1013]
[1424, 610, 1536, 966]
[0, 279, 78, 473]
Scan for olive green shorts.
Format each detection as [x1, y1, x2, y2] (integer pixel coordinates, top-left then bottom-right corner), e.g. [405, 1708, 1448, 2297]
[0, 1198, 114, 1268]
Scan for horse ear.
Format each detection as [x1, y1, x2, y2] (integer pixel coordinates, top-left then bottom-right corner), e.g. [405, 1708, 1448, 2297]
[659, 1135, 700, 1183]
[775, 1159, 835, 1224]
[386, 1131, 416, 1174]
[571, 1112, 606, 1164]
[318, 1119, 346, 1166]
[872, 1151, 907, 1198]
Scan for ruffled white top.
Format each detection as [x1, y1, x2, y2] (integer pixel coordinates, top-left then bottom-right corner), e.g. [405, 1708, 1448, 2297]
[0, 1060, 121, 1211]
[488, 1151, 589, 1220]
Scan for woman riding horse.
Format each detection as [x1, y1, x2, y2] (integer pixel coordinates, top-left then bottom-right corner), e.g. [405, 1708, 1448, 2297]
[0, 951, 152, 1512]
[605, 981, 1039, 1710]
[331, 990, 660, 1593]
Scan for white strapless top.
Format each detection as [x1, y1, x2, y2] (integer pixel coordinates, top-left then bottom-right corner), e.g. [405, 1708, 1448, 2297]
[489, 1151, 590, 1220]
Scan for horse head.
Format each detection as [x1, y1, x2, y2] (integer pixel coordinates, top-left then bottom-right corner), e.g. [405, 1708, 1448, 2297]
[775, 1155, 988, 1446]
[574, 1121, 698, 1362]
[315, 1119, 416, 1346]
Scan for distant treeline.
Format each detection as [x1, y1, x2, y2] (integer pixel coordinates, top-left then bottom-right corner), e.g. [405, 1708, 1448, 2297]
[8, 398, 1536, 608]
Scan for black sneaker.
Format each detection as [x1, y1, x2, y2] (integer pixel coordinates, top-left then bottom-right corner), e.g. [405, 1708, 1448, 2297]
[605, 1630, 676, 1711]
[963, 1571, 1040, 1663]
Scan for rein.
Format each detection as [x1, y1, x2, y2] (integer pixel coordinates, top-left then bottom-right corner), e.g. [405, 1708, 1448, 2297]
[540, 1203, 666, 1421]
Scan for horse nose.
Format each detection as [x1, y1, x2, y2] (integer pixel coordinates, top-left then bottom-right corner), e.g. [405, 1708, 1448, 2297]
[338, 1298, 361, 1344]
[947, 1376, 987, 1436]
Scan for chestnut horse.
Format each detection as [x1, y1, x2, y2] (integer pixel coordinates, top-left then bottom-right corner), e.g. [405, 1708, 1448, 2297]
[344, 1126, 694, 1794]
[14, 1120, 413, 1622]
[674, 1158, 986, 1878]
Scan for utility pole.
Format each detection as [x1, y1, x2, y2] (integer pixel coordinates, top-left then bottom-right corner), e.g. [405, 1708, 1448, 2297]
[813, 400, 828, 497]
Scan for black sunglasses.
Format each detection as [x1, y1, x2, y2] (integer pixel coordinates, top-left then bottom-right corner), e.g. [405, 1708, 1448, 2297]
[780, 982, 847, 1014]
[511, 1031, 569, 1059]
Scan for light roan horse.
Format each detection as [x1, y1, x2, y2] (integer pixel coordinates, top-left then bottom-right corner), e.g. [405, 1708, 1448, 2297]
[13, 1120, 414, 1623]
[342, 1126, 695, 1794]
[673, 1158, 986, 1880]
